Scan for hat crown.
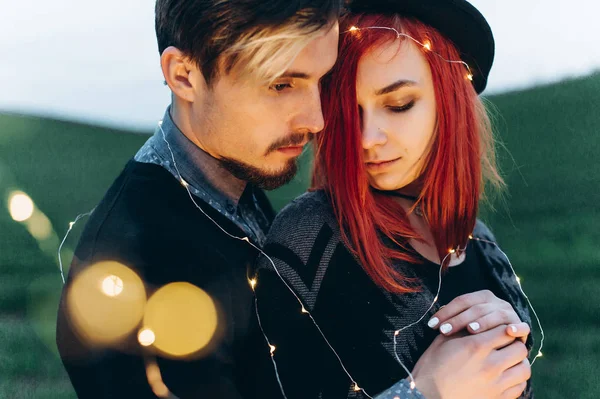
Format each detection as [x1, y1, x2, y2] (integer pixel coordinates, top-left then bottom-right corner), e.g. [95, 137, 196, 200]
[347, 0, 495, 93]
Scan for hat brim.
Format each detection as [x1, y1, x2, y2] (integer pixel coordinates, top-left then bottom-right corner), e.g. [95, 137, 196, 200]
[348, 0, 494, 94]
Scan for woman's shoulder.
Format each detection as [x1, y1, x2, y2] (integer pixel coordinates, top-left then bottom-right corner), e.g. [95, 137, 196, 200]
[266, 190, 340, 245]
[473, 219, 497, 242]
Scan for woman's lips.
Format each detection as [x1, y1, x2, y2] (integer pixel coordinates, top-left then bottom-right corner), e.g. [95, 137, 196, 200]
[365, 157, 401, 172]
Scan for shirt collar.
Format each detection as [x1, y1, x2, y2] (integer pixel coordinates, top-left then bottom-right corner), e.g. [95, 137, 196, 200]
[156, 106, 248, 206]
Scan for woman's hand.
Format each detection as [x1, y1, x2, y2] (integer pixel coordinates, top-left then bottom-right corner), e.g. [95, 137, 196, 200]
[427, 290, 530, 343]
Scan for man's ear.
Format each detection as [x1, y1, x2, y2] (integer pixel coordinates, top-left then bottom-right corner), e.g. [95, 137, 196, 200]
[160, 47, 207, 103]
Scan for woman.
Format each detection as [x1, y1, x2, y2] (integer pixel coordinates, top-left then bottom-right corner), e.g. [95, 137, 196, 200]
[253, 1, 536, 398]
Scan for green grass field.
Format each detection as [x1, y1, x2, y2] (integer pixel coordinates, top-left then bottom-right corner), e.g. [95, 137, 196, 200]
[1, 72, 599, 398]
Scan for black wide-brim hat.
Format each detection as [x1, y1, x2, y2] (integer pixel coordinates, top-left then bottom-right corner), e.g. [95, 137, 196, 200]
[346, 0, 495, 94]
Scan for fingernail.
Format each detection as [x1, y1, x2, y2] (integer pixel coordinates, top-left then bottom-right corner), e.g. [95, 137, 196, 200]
[427, 317, 439, 328]
[469, 322, 481, 331]
[510, 325, 518, 333]
[440, 323, 453, 334]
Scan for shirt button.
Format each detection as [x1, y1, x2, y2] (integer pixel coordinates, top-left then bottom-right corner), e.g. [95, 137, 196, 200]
[226, 202, 236, 214]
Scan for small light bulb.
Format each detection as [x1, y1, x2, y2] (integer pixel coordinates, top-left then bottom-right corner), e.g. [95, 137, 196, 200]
[349, 26, 359, 32]
[101, 275, 124, 297]
[410, 381, 416, 390]
[180, 179, 189, 188]
[433, 295, 439, 302]
[394, 330, 400, 336]
[423, 41, 432, 51]
[538, 351, 543, 357]
[249, 279, 257, 290]
[468, 234, 473, 239]
[353, 383, 361, 391]
[158, 120, 163, 126]
[69, 222, 75, 229]
[516, 276, 521, 284]
[269, 345, 276, 355]
[467, 73, 474, 81]
[301, 307, 308, 313]
[449, 248, 456, 254]
[138, 328, 156, 346]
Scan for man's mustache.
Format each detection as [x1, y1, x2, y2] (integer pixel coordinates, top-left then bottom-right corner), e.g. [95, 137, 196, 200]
[265, 133, 315, 155]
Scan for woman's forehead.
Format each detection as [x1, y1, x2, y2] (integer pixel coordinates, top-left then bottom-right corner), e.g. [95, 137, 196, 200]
[357, 41, 429, 94]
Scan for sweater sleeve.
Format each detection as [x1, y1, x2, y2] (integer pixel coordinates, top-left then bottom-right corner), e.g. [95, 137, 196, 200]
[374, 379, 426, 399]
[473, 220, 536, 399]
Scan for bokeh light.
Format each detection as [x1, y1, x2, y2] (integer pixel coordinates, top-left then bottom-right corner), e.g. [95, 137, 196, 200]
[66, 261, 146, 345]
[138, 328, 156, 347]
[25, 210, 53, 240]
[8, 191, 34, 222]
[143, 282, 218, 358]
[102, 275, 124, 297]
[145, 360, 170, 398]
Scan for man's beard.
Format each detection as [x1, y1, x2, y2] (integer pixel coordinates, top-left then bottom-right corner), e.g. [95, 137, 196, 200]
[218, 132, 311, 190]
[219, 156, 299, 190]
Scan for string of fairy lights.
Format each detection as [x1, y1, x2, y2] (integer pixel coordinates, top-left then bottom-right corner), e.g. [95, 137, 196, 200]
[57, 26, 544, 398]
[346, 26, 475, 83]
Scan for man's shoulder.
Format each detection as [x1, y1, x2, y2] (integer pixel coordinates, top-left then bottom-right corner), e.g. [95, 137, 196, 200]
[76, 161, 218, 258]
[91, 160, 187, 227]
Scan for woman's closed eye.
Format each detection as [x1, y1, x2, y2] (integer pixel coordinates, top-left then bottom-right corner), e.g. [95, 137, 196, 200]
[387, 100, 415, 113]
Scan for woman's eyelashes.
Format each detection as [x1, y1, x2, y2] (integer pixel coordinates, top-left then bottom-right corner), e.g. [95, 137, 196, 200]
[387, 100, 415, 113]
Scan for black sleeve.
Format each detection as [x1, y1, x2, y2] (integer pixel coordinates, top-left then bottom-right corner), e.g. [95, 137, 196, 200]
[56, 256, 165, 399]
[56, 241, 247, 399]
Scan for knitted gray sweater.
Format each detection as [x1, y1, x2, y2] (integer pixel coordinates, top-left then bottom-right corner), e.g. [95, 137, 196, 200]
[253, 190, 534, 399]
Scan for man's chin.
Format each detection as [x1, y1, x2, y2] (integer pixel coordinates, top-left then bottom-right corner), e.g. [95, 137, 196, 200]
[219, 157, 298, 190]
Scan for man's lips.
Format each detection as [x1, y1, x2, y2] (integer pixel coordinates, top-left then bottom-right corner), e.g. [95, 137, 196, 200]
[277, 143, 307, 156]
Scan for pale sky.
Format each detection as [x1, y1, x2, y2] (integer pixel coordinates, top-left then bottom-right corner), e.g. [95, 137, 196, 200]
[1, 0, 599, 130]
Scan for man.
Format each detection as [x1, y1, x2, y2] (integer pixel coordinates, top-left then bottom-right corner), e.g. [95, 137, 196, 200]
[56, 0, 342, 397]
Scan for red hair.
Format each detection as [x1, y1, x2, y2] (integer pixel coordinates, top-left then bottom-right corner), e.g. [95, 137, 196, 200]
[313, 13, 502, 293]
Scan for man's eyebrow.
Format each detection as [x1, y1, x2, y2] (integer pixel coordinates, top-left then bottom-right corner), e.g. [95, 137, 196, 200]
[279, 71, 311, 79]
[375, 79, 418, 96]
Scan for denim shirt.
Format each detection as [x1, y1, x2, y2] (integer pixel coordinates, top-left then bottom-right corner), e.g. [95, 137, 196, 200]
[134, 107, 269, 246]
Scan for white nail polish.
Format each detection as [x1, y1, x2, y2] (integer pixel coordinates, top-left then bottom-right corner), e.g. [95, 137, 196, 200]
[427, 317, 439, 328]
[510, 325, 518, 333]
[440, 323, 453, 334]
[469, 322, 481, 331]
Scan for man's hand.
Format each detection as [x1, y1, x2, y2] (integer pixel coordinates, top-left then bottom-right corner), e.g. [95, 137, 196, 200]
[411, 325, 531, 399]
[427, 290, 530, 343]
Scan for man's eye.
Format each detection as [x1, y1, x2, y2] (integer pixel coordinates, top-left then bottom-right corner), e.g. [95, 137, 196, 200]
[270, 83, 292, 92]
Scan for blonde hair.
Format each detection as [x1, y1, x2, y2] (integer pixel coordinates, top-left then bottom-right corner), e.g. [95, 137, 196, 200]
[221, 21, 337, 84]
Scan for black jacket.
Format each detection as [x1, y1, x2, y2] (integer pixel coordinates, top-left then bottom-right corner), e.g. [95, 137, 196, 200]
[56, 160, 276, 399]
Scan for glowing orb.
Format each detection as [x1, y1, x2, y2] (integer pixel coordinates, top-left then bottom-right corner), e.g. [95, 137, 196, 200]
[26, 211, 53, 240]
[102, 275, 124, 297]
[138, 328, 156, 346]
[67, 261, 146, 345]
[8, 191, 34, 222]
[144, 282, 218, 357]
